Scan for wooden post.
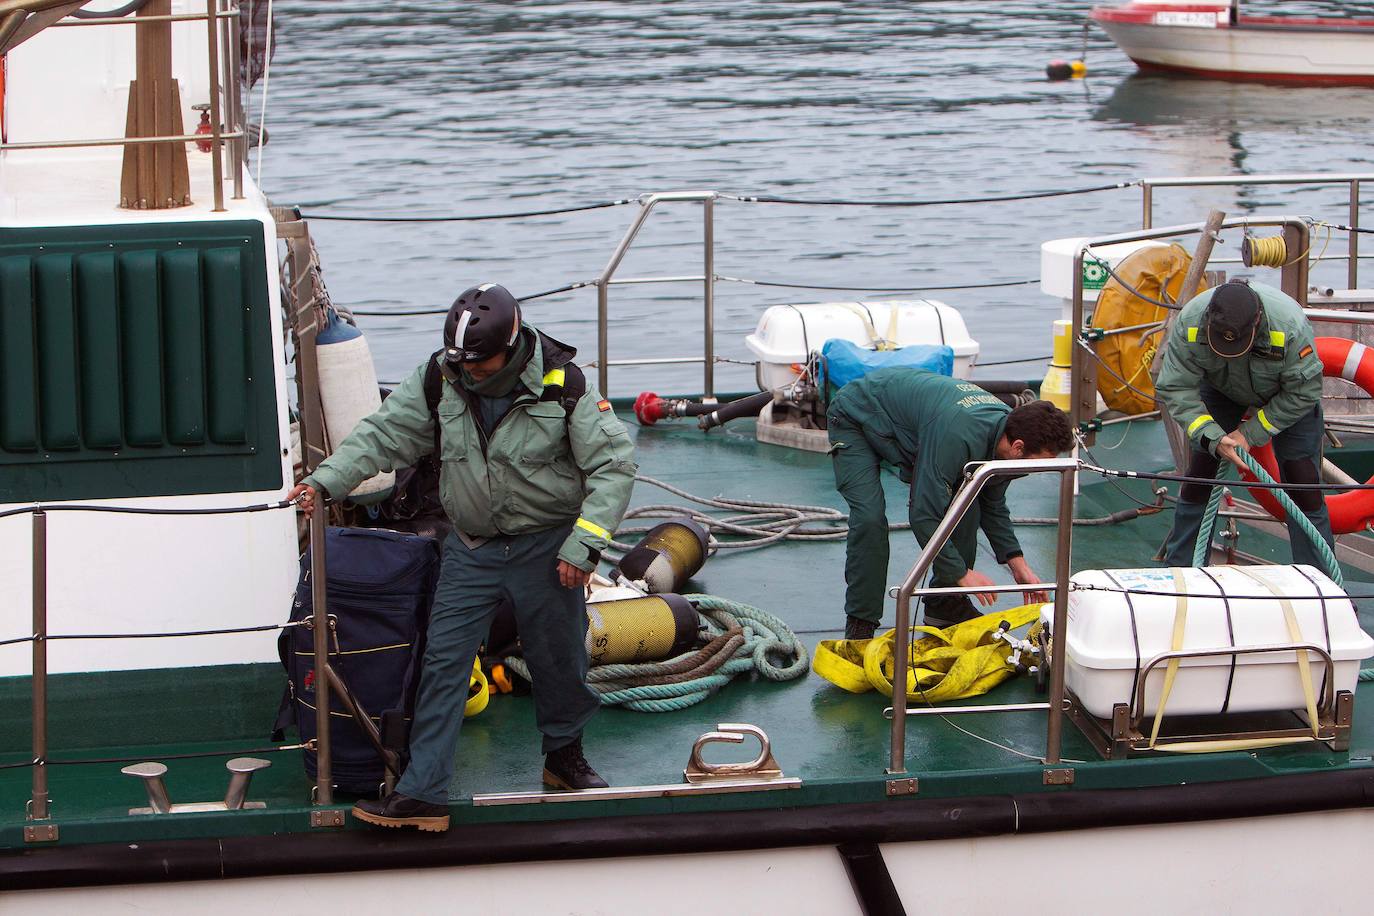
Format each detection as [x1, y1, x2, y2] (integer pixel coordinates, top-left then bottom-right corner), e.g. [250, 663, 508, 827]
[120, 0, 191, 209]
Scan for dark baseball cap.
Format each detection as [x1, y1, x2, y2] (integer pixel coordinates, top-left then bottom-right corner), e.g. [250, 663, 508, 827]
[1204, 280, 1261, 358]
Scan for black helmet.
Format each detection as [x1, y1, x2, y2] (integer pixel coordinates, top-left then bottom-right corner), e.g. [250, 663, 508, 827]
[443, 283, 522, 364]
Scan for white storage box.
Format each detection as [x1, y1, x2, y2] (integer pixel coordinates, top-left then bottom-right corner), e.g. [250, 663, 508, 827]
[1043, 565, 1374, 720]
[744, 300, 979, 391]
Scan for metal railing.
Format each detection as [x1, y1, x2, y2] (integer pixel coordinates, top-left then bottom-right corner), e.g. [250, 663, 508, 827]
[1139, 174, 1370, 289]
[0, 1, 247, 209]
[594, 191, 719, 398]
[886, 456, 1078, 774]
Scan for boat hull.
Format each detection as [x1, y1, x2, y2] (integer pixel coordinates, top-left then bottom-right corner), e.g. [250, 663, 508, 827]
[8, 807, 1373, 913]
[1093, 9, 1374, 85]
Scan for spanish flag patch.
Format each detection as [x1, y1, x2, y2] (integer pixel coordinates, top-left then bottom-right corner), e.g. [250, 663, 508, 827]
[597, 399, 612, 412]
[1299, 345, 1314, 359]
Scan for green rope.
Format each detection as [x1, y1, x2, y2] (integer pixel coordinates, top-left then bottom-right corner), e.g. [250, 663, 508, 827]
[1194, 452, 1372, 682]
[505, 594, 810, 711]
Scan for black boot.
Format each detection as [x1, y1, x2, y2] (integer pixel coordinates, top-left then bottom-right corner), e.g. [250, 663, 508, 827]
[844, 615, 877, 640]
[352, 792, 450, 832]
[543, 738, 609, 790]
[922, 593, 983, 630]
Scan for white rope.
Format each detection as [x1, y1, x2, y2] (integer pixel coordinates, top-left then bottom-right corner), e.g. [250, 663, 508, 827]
[254, 0, 275, 189]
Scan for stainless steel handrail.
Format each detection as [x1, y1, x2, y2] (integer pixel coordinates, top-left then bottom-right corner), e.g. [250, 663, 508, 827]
[0, 1, 247, 211]
[595, 191, 718, 398]
[1139, 173, 1371, 288]
[886, 456, 1078, 774]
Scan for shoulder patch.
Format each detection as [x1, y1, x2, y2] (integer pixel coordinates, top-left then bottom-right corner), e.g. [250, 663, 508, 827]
[597, 399, 612, 412]
[1299, 345, 1314, 359]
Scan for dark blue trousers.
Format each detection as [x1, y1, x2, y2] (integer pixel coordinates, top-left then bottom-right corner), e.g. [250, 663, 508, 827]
[1164, 383, 1335, 569]
[395, 525, 598, 804]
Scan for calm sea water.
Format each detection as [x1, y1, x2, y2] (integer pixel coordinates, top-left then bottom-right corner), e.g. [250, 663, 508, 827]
[261, 0, 1374, 393]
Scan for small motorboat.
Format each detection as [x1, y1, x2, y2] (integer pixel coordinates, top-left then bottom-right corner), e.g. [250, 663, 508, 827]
[1091, 1, 1374, 85]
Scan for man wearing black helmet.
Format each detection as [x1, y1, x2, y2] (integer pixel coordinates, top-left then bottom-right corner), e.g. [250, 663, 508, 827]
[289, 283, 636, 831]
[1156, 278, 1333, 567]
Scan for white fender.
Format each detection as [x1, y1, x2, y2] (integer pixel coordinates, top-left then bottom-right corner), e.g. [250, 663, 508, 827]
[316, 312, 395, 503]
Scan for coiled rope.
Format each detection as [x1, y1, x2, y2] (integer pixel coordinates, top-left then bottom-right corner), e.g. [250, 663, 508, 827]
[504, 595, 808, 712]
[1193, 451, 1373, 682]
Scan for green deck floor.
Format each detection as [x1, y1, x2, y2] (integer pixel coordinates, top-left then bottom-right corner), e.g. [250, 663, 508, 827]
[2, 412, 1372, 849]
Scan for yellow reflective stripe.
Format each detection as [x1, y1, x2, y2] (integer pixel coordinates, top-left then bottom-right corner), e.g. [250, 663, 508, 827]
[1186, 326, 1199, 342]
[1186, 414, 1213, 437]
[1257, 408, 1279, 434]
[1269, 330, 1286, 347]
[543, 367, 566, 387]
[576, 517, 610, 539]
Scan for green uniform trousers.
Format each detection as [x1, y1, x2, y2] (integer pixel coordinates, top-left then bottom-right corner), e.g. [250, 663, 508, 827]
[396, 524, 598, 804]
[829, 413, 977, 626]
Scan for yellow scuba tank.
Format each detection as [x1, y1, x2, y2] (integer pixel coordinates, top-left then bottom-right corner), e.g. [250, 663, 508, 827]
[585, 594, 701, 666]
[615, 519, 710, 593]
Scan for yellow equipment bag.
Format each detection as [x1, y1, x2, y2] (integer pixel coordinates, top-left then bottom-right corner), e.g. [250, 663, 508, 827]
[1093, 243, 1208, 416]
[813, 605, 1041, 703]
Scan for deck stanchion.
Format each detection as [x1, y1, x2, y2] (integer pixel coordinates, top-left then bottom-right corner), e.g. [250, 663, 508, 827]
[309, 507, 335, 815]
[30, 509, 50, 826]
[204, 0, 224, 212]
[222, 1, 243, 201]
[1044, 466, 1076, 764]
[703, 196, 716, 400]
[1350, 179, 1360, 291]
[1141, 182, 1152, 230]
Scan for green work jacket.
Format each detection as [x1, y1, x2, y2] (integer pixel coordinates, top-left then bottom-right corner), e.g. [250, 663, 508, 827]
[831, 369, 1022, 584]
[1156, 282, 1323, 453]
[304, 325, 637, 571]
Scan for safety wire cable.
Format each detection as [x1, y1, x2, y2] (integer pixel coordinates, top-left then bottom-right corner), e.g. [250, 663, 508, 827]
[723, 180, 1138, 207]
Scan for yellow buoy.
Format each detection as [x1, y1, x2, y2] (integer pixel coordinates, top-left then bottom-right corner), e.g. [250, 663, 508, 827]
[1040, 319, 1074, 412]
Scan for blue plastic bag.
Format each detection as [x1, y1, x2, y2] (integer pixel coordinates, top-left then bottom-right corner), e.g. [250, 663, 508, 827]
[821, 339, 954, 394]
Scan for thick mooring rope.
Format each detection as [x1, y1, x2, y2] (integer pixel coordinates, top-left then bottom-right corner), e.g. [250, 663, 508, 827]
[504, 595, 808, 712]
[1194, 451, 1372, 682]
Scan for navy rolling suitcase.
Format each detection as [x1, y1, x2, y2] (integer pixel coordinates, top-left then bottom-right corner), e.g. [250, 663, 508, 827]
[274, 526, 440, 795]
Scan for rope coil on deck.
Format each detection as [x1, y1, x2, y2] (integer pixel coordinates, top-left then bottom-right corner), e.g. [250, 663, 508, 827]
[504, 595, 808, 712]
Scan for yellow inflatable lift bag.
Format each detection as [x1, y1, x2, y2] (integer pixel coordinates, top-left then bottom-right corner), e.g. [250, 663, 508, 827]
[464, 657, 489, 718]
[1093, 243, 1208, 416]
[813, 605, 1041, 703]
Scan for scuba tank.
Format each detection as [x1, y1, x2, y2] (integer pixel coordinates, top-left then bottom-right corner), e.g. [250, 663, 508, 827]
[615, 519, 710, 593]
[585, 594, 701, 666]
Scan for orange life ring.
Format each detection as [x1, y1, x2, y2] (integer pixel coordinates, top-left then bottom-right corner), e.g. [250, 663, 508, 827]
[1244, 336, 1374, 534]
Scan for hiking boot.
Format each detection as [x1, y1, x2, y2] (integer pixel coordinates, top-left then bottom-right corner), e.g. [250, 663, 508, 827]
[351, 792, 450, 832]
[543, 738, 609, 790]
[844, 615, 877, 640]
[923, 594, 983, 630]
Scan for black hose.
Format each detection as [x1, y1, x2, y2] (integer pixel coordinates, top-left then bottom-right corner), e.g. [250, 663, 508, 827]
[70, 0, 153, 19]
[699, 391, 775, 431]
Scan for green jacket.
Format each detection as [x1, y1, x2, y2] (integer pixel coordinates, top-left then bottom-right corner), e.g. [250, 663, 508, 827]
[1156, 282, 1323, 453]
[304, 325, 637, 571]
[831, 369, 1022, 584]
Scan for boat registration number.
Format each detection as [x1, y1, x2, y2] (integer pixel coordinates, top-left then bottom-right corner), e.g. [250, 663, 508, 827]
[1154, 11, 1222, 28]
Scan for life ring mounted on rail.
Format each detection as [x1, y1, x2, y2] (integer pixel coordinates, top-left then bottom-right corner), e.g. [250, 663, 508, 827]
[1244, 336, 1374, 535]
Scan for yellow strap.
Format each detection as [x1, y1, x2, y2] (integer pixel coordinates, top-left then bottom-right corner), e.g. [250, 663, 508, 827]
[1147, 568, 1190, 748]
[1187, 326, 1199, 342]
[1270, 330, 1286, 348]
[543, 367, 566, 387]
[1232, 567, 1320, 740]
[465, 657, 489, 718]
[576, 517, 610, 539]
[1257, 408, 1279, 435]
[1150, 567, 1322, 753]
[1186, 414, 1213, 437]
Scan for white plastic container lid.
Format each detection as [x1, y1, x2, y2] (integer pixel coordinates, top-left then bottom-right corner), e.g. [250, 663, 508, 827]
[744, 299, 978, 365]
